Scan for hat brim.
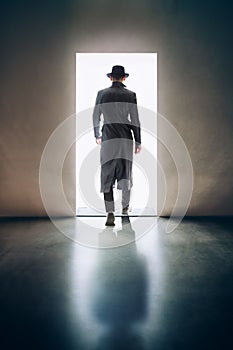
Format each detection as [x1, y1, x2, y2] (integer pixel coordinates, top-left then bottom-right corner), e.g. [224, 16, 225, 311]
[107, 73, 129, 78]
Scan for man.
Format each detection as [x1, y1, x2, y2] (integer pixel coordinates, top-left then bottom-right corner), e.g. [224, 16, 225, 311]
[93, 65, 141, 226]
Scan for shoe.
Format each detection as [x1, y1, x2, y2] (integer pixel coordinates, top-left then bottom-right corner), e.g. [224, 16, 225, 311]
[105, 213, 115, 226]
[122, 206, 129, 215]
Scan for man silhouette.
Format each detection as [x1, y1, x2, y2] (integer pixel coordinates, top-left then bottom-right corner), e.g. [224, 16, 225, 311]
[93, 65, 141, 226]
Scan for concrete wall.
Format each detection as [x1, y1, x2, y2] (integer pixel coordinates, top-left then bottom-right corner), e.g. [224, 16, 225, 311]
[0, 0, 232, 217]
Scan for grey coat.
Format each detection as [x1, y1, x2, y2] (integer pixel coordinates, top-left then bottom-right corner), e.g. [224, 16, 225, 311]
[92, 81, 141, 193]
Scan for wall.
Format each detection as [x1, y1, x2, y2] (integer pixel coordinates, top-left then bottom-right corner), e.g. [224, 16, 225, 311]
[0, 0, 232, 216]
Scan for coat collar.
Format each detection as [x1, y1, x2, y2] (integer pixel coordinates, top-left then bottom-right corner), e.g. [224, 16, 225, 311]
[111, 81, 126, 88]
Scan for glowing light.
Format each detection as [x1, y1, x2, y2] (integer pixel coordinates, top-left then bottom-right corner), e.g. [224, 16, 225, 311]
[75, 53, 157, 215]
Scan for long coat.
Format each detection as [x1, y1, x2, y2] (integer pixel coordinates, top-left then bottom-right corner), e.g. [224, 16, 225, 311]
[93, 81, 141, 193]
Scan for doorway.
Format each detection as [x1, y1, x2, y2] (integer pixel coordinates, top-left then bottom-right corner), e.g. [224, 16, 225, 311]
[76, 53, 157, 216]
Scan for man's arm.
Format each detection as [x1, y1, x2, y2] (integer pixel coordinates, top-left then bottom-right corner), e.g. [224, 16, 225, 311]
[129, 92, 141, 147]
[92, 91, 102, 140]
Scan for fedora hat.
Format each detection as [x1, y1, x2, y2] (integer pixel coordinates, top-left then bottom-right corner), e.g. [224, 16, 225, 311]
[107, 65, 129, 78]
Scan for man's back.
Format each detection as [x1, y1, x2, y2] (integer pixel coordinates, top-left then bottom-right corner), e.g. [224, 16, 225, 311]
[93, 81, 141, 145]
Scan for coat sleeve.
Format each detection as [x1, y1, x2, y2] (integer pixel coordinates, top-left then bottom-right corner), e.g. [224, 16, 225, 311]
[92, 91, 102, 138]
[129, 92, 141, 146]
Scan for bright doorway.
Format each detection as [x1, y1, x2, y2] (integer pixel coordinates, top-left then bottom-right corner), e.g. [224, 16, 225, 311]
[76, 53, 157, 216]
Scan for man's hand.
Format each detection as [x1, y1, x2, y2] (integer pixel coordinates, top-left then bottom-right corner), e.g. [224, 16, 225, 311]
[96, 138, 102, 145]
[135, 145, 141, 154]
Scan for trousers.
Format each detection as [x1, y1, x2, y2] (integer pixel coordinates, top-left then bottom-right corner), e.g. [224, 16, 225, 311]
[104, 186, 131, 213]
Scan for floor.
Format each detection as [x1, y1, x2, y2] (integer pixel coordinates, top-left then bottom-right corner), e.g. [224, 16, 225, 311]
[0, 216, 232, 350]
[76, 206, 156, 216]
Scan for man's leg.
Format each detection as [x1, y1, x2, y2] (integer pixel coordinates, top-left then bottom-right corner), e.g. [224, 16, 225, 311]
[122, 188, 131, 214]
[104, 186, 115, 226]
[104, 186, 115, 213]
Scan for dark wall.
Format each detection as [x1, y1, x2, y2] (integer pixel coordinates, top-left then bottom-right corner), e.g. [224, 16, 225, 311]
[0, 0, 232, 216]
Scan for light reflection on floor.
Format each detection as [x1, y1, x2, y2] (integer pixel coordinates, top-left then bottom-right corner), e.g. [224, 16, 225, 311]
[1, 217, 232, 349]
[69, 216, 165, 350]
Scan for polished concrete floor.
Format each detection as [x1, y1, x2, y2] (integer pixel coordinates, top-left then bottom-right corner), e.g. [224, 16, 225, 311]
[0, 216, 233, 350]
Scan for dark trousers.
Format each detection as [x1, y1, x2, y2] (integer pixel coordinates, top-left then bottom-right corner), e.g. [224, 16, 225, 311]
[104, 186, 131, 213]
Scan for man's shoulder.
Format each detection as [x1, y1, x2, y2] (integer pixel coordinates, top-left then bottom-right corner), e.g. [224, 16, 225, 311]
[125, 88, 136, 97]
[97, 87, 109, 93]
[97, 87, 109, 95]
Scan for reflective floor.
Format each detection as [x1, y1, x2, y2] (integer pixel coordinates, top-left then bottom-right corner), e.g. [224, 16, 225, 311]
[76, 206, 156, 216]
[0, 216, 233, 350]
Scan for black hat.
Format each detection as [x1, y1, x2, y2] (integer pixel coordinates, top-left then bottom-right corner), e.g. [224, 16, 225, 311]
[107, 65, 129, 78]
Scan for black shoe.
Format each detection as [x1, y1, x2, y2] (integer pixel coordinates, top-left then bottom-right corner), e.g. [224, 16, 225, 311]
[105, 213, 115, 226]
[122, 206, 129, 215]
